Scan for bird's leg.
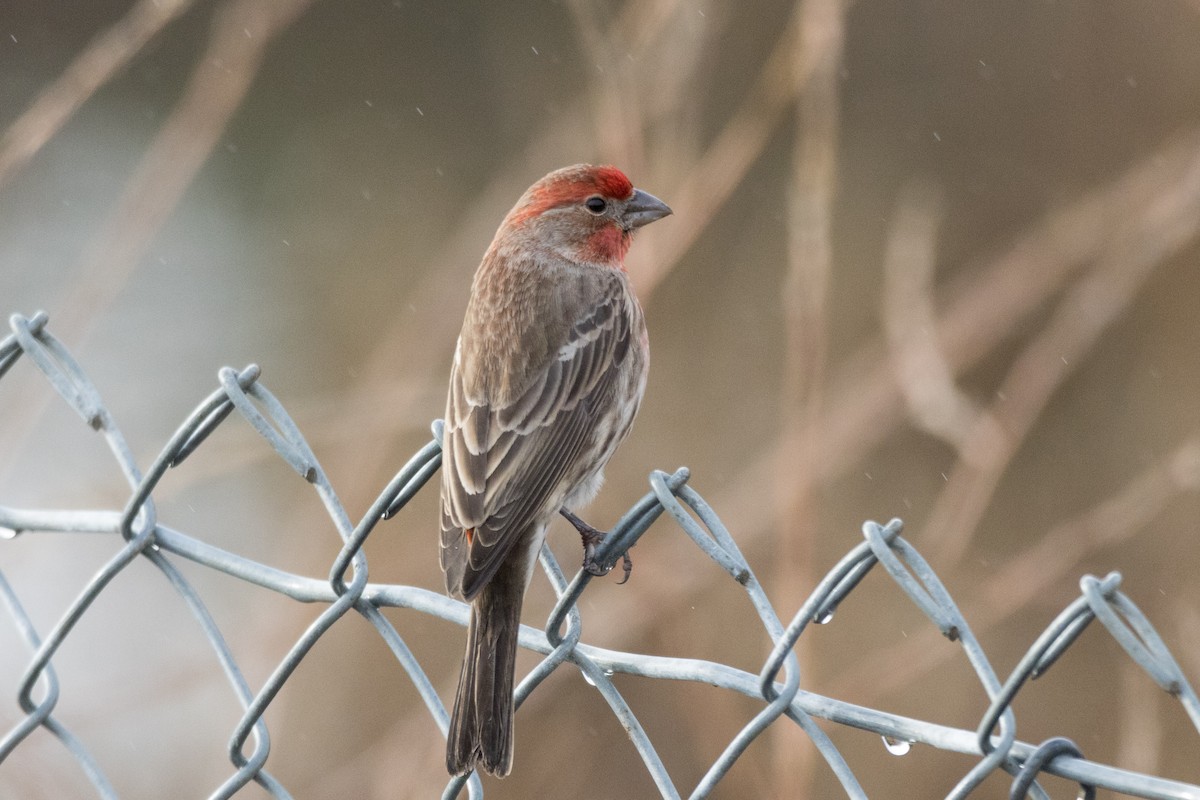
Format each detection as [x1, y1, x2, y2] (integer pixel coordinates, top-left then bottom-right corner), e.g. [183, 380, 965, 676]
[559, 509, 633, 584]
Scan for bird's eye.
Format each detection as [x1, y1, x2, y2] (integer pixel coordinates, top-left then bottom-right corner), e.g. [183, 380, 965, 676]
[584, 196, 607, 214]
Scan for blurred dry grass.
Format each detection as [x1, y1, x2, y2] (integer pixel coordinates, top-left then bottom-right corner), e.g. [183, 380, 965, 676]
[2, 0, 1200, 798]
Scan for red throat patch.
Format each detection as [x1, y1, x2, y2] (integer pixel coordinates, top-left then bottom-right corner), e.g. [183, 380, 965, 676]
[583, 225, 631, 264]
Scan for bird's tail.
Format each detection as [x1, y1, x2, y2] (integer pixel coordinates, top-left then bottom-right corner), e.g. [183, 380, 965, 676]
[446, 576, 524, 777]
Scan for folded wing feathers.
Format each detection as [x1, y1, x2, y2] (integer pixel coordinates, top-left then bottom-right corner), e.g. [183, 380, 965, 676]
[441, 277, 632, 599]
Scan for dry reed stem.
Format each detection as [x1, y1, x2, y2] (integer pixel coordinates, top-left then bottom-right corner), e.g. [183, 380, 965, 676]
[772, 0, 846, 788]
[0, 0, 195, 192]
[566, 0, 646, 177]
[632, 5, 806, 298]
[1117, 658, 1163, 775]
[882, 180, 991, 448]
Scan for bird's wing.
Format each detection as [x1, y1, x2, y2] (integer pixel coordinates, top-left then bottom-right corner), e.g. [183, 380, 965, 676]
[439, 274, 635, 600]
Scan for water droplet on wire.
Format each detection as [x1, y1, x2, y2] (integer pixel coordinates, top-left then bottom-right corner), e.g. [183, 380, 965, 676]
[882, 735, 911, 756]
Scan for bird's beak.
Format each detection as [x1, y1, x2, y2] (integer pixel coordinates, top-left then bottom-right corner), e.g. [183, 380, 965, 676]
[624, 189, 672, 229]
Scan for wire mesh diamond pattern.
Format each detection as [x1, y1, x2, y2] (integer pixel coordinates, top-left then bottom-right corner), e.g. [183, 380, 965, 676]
[2, 311, 1198, 800]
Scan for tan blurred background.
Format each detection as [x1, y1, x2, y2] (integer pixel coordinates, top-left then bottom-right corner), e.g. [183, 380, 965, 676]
[2, 0, 1200, 797]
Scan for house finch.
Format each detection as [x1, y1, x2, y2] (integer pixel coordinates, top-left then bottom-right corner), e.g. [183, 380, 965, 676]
[439, 164, 671, 777]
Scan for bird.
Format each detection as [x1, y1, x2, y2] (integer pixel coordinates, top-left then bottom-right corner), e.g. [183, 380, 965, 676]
[438, 164, 671, 778]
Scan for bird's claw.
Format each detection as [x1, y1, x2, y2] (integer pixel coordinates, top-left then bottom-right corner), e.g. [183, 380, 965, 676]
[581, 539, 633, 584]
[562, 509, 633, 584]
[615, 550, 633, 585]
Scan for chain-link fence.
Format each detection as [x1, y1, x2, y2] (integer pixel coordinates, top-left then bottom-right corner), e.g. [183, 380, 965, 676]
[2, 310, 1198, 800]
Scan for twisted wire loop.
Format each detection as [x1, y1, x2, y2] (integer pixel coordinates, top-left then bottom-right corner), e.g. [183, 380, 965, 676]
[2, 310, 1200, 799]
[1008, 738, 1096, 800]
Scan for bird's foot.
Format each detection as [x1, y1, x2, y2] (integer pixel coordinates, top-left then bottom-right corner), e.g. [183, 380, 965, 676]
[559, 509, 633, 584]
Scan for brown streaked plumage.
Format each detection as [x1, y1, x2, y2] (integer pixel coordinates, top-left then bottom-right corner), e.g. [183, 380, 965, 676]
[439, 164, 670, 778]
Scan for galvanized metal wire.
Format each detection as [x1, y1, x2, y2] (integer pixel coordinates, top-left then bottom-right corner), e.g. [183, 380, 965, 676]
[2, 310, 1199, 800]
